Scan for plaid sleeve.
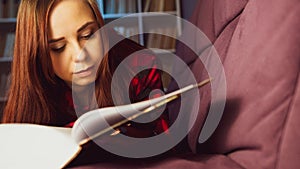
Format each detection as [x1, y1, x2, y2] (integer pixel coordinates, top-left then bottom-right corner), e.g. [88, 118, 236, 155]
[127, 54, 169, 135]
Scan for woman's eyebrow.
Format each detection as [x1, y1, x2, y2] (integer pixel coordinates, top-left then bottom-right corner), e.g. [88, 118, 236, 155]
[48, 22, 97, 43]
[77, 21, 96, 33]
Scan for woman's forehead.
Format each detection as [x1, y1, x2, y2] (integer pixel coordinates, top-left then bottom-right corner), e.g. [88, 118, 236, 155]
[48, 0, 95, 38]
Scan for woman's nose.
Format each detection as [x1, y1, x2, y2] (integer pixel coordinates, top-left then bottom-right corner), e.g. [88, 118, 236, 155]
[73, 41, 87, 62]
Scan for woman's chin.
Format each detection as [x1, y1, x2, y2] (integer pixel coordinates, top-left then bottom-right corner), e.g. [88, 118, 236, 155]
[71, 78, 96, 89]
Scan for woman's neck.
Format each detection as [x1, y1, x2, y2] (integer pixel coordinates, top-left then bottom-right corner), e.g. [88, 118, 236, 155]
[71, 84, 97, 110]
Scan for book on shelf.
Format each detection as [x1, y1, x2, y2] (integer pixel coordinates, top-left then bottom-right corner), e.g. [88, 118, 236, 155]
[14, 0, 21, 17]
[150, 0, 164, 12]
[105, 0, 115, 14]
[157, 0, 165, 11]
[164, 0, 176, 11]
[0, 0, 19, 18]
[126, 0, 136, 13]
[0, 34, 12, 59]
[0, 73, 10, 98]
[146, 31, 156, 48]
[143, 0, 151, 12]
[146, 28, 177, 50]
[5, 73, 11, 97]
[106, 0, 127, 14]
[105, 0, 136, 14]
[0, 73, 7, 98]
[0, 79, 211, 169]
[3, 33, 15, 58]
[161, 27, 177, 49]
[143, 0, 176, 12]
[0, 34, 6, 57]
[1, 0, 7, 18]
[117, 0, 126, 14]
[7, 0, 15, 17]
[0, 0, 3, 18]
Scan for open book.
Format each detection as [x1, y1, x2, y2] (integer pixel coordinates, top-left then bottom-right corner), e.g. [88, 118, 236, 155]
[0, 79, 211, 169]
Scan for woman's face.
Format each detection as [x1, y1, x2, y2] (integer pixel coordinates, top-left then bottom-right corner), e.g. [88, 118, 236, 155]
[48, 0, 103, 87]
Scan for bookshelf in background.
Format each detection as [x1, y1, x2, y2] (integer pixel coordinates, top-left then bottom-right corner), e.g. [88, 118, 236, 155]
[98, 0, 181, 51]
[0, 0, 20, 117]
[98, 0, 182, 88]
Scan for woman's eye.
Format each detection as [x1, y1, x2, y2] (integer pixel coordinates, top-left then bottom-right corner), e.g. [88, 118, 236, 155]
[51, 45, 65, 53]
[81, 32, 93, 39]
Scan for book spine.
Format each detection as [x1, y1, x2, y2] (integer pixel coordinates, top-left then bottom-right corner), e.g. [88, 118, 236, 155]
[14, 0, 20, 17]
[117, 0, 126, 14]
[143, 0, 151, 12]
[0, 0, 3, 18]
[150, 0, 165, 12]
[127, 0, 136, 13]
[2, 0, 7, 18]
[147, 28, 163, 49]
[105, 0, 115, 14]
[0, 34, 6, 58]
[7, 0, 15, 17]
[4, 73, 11, 97]
[3, 33, 15, 58]
[0, 72, 11, 98]
[164, 0, 176, 11]
[162, 27, 177, 49]
[0, 73, 7, 98]
[0, 0, 19, 18]
[158, 0, 165, 11]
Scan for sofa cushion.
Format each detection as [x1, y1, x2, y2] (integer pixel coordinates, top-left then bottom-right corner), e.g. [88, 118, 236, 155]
[171, 0, 300, 168]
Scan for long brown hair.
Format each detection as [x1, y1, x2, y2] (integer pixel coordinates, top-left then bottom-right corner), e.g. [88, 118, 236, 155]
[2, 0, 114, 125]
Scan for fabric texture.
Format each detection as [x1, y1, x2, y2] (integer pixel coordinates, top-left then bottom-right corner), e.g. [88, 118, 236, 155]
[175, 0, 300, 168]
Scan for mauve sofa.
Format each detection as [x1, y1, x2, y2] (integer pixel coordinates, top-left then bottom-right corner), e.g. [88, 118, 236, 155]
[71, 0, 300, 168]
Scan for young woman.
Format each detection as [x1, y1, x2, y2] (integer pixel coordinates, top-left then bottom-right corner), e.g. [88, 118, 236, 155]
[2, 0, 169, 138]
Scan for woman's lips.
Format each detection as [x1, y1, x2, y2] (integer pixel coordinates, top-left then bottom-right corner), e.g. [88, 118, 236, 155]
[73, 66, 94, 78]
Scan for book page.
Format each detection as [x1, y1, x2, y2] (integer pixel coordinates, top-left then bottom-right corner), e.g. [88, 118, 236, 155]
[0, 124, 81, 169]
